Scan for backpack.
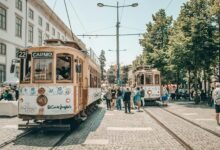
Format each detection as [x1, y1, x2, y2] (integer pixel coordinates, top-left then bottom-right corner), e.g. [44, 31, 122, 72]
[140, 89, 145, 97]
[215, 91, 220, 105]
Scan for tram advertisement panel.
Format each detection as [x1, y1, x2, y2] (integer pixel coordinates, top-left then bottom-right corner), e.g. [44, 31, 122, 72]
[18, 85, 74, 115]
[144, 85, 161, 99]
[88, 88, 101, 105]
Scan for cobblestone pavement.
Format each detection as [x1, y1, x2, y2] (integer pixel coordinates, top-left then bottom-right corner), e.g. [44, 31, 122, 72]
[56, 104, 184, 150]
[146, 106, 220, 149]
[164, 101, 220, 134]
[0, 117, 25, 146]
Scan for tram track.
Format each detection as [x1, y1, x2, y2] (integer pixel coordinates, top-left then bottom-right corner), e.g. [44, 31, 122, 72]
[143, 108, 193, 150]
[161, 107, 220, 138]
[0, 129, 35, 149]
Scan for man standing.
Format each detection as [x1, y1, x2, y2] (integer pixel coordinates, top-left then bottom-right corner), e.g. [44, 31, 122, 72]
[123, 87, 131, 113]
[140, 87, 145, 106]
[111, 86, 116, 109]
[212, 83, 220, 126]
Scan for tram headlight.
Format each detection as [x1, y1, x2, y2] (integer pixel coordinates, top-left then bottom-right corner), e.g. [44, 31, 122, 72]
[147, 90, 152, 96]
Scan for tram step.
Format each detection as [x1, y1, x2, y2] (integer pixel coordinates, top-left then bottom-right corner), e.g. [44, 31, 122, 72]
[18, 123, 71, 131]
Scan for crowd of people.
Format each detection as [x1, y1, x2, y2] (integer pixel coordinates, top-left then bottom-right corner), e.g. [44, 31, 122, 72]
[103, 86, 146, 113]
[0, 84, 19, 101]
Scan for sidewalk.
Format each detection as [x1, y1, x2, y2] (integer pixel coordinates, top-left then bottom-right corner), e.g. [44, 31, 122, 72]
[78, 104, 184, 150]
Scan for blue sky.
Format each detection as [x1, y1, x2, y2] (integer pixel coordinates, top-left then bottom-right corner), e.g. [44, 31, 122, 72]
[45, 0, 186, 68]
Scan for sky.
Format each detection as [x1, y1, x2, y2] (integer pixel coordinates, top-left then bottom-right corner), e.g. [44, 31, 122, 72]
[44, 0, 187, 69]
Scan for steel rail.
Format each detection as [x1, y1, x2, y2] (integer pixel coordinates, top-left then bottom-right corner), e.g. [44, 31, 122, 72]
[0, 129, 34, 149]
[143, 108, 193, 150]
[162, 107, 220, 138]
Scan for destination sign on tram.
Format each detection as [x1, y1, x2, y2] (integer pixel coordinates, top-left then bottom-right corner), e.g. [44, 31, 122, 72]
[32, 52, 53, 59]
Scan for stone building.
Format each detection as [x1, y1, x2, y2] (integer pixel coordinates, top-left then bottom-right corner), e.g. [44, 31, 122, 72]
[0, 0, 85, 83]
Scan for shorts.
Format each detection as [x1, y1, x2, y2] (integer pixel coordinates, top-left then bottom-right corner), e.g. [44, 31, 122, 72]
[215, 105, 220, 113]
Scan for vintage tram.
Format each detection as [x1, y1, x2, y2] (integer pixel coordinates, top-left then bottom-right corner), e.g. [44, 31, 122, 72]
[132, 66, 161, 102]
[11, 39, 101, 130]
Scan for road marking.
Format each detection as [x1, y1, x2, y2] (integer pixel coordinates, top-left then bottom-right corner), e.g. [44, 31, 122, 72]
[182, 113, 198, 116]
[107, 127, 152, 131]
[2, 125, 18, 129]
[105, 113, 114, 116]
[83, 139, 108, 145]
[195, 118, 215, 121]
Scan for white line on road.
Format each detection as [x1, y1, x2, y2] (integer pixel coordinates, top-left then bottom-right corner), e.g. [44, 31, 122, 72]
[107, 127, 152, 131]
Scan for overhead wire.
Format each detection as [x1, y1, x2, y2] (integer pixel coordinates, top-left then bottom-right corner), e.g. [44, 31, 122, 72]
[64, 0, 74, 41]
[68, 0, 96, 49]
[165, 0, 174, 10]
[119, 0, 126, 23]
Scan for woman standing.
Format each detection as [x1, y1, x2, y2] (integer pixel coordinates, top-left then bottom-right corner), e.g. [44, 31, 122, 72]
[134, 87, 141, 112]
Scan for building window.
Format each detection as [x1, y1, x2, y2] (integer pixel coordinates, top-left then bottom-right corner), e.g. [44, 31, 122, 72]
[28, 24, 33, 43]
[0, 64, 6, 83]
[38, 16, 42, 26]
[0, 6, 6, 30]
[52, 28, 55, 36]
[46, 23, 49, 31]
[0, 43, 6, 55]
[57, 32, 60, 39]
[16, 0, 22, 11]
[28, 8, 34, 20]
[15, 16, 22, 38]
[38, 30, 42, 45]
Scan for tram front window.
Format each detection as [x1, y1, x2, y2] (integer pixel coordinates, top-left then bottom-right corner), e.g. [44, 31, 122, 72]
[137, 74, 144, 85]
[56, 54, 72, 82]
[145, 74, 153, 84]
[20, 54, 31, 83]
[33, 59, 53, 81]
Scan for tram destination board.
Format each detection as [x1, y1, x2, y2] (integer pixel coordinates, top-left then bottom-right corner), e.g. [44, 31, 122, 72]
[32, 52, 53, 59]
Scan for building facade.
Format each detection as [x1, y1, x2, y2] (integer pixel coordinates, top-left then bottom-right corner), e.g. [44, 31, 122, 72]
[0, 0, 85, 83]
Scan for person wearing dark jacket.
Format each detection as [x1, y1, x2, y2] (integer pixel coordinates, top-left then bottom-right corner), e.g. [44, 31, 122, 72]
[123, 87, 131, 113]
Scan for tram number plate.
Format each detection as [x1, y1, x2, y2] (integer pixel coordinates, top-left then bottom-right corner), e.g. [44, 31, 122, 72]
[17, 51, 27, 58]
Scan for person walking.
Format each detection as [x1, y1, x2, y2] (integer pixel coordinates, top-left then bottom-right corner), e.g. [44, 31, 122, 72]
[134, 87, 141, 112]
[111, 86, 116, 109]
[123, 87, 131, 113]
[116, 87, 122, 110]
[140, 87, 145, 106]
[105, 88, 112, 110]
[212, 83, 220, 126]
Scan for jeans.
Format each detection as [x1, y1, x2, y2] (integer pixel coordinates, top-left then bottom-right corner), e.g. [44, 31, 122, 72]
[124, 100, 131, 113]
[116, 96, 122, 110]
[106, 99, 111, 109]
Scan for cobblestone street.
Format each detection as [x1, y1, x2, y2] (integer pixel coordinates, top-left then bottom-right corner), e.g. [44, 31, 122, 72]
[0, 102, 220, 149]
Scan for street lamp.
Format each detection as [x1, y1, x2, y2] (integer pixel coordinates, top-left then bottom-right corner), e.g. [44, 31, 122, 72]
[97, 2, 138, 85]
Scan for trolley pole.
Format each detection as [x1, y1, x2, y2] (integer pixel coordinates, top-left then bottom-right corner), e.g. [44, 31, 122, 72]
[97, 1, 138, 85]
[116, 2, 120, 85]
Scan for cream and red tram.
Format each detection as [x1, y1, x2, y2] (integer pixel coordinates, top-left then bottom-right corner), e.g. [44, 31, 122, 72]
[13, 39, 101, 130]
[133, 66, 161, 101]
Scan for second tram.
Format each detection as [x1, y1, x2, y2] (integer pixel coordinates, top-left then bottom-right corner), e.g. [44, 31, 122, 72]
[132, 66, 161, 101]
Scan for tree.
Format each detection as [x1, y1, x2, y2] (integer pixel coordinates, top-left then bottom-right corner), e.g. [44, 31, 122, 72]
[99, 50, 106, 80]
[140, 9, 173, 84]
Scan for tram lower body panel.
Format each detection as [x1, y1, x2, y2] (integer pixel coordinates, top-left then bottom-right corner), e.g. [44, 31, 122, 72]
[143, 85, 161, 101]
[18, 85, 75, 120]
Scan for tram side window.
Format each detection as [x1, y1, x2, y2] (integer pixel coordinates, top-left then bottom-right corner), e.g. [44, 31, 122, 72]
[145, 74, 153, 84]
[155, 74, 160, 84]
[20, 54, 31, 82]
[137, 74, 144, 85]
[34, 58, 53, 81]
[56, 54, 72, 82]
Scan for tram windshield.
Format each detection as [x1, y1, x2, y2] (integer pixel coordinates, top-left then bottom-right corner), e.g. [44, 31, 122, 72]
[33, 58, 53, 82]
[145, 74, 153, 84]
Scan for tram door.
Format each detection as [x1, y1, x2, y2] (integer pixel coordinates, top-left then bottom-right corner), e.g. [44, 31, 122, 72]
[77, 59, 83, 110]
